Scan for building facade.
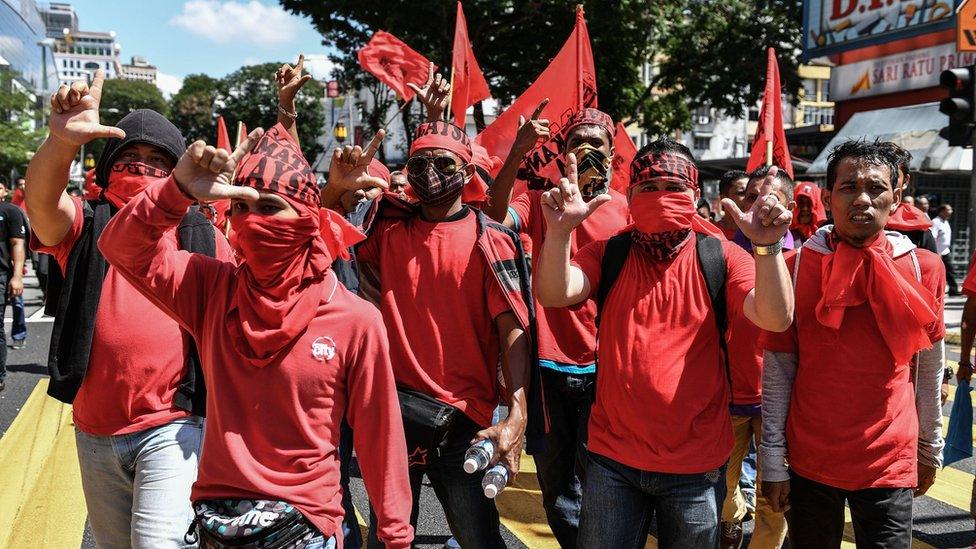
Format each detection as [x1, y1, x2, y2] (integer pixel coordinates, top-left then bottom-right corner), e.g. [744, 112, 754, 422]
[0, 0, 58, 94]
[51, 28, 120, 87]
[38, 1, 74, 38]
[120, 55, 156, 85]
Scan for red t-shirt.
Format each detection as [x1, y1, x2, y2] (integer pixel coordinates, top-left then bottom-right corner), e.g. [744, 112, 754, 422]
[572, 237, 755, 472]
[963, 253, 976, 296]
[32, 196, 234, 436]
[726, 307, 763, 406]
[510, 189, 629, 367]
[358, 208, 512, 427]
[97, 180, 413, 547]
[761, 247, 945, 490]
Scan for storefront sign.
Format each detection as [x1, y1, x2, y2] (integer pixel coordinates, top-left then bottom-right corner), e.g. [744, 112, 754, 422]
[832, 42, 975, 100]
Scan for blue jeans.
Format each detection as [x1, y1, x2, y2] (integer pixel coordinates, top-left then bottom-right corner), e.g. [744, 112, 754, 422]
[578, 451, 726, 548]
[533, 369, 593, 548]
[74, 417, 204, 549]
[366, 413, 506, 549]
[10, 294, 25, 342]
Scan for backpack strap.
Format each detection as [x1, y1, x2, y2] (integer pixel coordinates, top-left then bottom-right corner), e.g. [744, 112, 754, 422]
[595, 232, 633, 328]
[695, 233, 734, 405]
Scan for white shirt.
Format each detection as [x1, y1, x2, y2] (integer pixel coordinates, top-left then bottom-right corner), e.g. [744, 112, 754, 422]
[930, 216, 952, 256]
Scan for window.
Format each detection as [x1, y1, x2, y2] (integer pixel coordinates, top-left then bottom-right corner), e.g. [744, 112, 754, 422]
[820, 78, 830, 101]
[694, 136, 711, 151]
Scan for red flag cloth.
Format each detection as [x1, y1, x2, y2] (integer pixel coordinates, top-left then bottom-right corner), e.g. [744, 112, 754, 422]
[358, 31, 435, 101]
[216, 116, 231, 152]
[611, 123, 637, 194]
[451, 1, 491, 127]
[474, 7, 596, 189]
[886, 203, 933, 232]
[746, 48, 793, 179]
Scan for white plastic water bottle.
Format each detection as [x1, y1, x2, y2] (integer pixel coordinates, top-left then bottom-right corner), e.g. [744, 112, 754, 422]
[481, 464, 509, 498]
[463, 439, 495, 474]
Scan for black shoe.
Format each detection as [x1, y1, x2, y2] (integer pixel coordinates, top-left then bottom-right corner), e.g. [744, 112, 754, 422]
[720, 521, 744, 549]
[0, 380, 5, 392]
[10, 339, 25, 350]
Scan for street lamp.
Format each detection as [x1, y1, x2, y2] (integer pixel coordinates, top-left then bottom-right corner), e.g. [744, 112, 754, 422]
[334, 122, 347, 144]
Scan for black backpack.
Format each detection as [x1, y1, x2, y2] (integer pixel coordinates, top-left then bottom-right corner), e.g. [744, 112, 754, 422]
[594, 231, 734, 403]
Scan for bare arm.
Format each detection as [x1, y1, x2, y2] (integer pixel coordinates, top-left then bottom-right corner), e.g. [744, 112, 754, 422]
[473, 311, 530, 477]
[7, 238, 25, 297]
[535, 154, 607, 307]
[26, 69, 124, 246]
[275, 55, 312, 146]
[483, 99, 550, 226]
[961, 295, 976, 366]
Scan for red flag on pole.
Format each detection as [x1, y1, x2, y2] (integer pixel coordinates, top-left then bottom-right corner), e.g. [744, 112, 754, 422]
[746, 48, 793, 179]
[216, 116, 231, 152]
[451, 1, 491, 127]
[474, 6, 596, 189]
[611, 122, 637, 194]
[358, 31, 436, 101]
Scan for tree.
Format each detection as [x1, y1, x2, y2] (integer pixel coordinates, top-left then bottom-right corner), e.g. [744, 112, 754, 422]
[280, 0, 801, 135]
[0, 73, 44, 183]
[99, 78, 170, 126]
[170, 74, 222, 143]
[216, 62, 327, 163]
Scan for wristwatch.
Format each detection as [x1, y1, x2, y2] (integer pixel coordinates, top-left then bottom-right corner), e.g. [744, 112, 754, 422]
[753, 239, 784, 256]
[944, 366, 954, 383]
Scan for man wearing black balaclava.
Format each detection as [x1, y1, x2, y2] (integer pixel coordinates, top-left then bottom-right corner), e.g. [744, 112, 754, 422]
[24, 68, 234, 548]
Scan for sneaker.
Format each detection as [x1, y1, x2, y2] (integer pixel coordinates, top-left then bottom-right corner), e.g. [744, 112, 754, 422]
[10, 339, 25, 350]
[720, 521, 744, 549]
[443, 537, 461, 549]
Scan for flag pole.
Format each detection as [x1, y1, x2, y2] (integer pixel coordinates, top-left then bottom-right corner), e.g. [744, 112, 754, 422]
[766, 140, 773, 167]
[445, 65, 456, 123]
[575, 5, 584, 109]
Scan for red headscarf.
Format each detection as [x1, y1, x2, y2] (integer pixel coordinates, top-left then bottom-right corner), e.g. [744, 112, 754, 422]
[885, 202, 932, 232]
[564, 108, 614, 142]
[228, 124, 364, 368]
[792, 182, 827, 239]
[816, 234, 938, 365]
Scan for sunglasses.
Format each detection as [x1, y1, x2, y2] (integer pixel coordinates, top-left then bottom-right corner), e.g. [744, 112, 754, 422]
[406, 155, 463, 176]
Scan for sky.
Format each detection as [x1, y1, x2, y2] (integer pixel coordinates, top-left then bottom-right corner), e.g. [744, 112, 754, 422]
[67, 0, 336, 96]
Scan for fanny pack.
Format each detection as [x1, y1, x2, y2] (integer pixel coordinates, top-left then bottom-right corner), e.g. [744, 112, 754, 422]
[187, 499, 321, 548]
[396, 387, 458, 466]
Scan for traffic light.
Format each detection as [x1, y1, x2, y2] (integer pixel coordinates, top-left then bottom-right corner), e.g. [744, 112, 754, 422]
[939, 66, 976, 147]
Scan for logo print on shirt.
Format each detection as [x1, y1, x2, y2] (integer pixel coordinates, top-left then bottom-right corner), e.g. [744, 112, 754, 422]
[311, 336, 337, 362]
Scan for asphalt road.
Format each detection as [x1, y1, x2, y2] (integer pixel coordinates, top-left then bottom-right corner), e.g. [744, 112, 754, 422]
[0, 270, 973, 548]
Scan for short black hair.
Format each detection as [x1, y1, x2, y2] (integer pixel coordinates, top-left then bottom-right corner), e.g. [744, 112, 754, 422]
[696, 197, 711, 212]
[634, 136, 695, 164]
[825, 140, 898, 191]
[747, 165, 794, 201]
[719, 169, 748, 196]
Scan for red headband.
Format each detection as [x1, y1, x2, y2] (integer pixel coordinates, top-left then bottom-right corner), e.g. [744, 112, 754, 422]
[565, 108, 614, 141]
[630, 152, 699, 190]
[234, 124, 320, 208]
[410, 121, 472, 162]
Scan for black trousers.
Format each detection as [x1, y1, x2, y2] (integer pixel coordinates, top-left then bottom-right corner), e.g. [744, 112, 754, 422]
[786, 470, 913, 549]
[943, 254, 959, 294]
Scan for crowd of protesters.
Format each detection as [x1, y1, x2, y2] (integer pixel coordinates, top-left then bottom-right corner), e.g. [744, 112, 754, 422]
[14, 48, 969, 549]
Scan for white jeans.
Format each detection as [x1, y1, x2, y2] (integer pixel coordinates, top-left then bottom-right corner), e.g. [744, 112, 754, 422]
[75, 417, 203, 549]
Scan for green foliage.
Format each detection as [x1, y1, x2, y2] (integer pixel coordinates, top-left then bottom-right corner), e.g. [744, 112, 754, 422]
[279, 0, 802, 136]
[99, 78, 170, 126]
[169, 74, 222, 144]
[0, 73, 44, 182]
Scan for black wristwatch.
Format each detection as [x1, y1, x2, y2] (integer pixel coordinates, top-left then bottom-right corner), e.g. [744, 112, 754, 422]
[944, 366, 954, 383]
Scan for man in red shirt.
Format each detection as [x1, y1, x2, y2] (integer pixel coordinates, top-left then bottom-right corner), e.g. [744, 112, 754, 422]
[761, 140, 945, 547]
[24, 69, 234, 547]
[880, 143, 937, 254]
[716, 170, 749, 241]
[535, 137, 794, 547]
[329, 120, 532, 548]
[483, 106, 629, 547]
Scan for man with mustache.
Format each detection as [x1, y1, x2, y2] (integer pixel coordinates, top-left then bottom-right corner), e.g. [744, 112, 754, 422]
[535, 137, 794, 547]
[760, 140, 945, 547]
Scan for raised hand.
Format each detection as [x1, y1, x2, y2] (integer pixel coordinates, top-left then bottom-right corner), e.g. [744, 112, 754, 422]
[721, 166, 792, 245]
[540, 153, 611, 234]
[174, 128, 265, 202]
[276, 54, 313, 108]
[407, 62, 450, 122]
[325, 129, 389, 194]
[512, 98, 550, 155]
[49, 69, 125, 147]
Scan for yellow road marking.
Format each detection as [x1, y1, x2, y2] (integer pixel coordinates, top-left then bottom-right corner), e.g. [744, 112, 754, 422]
[0, 379, 87, 549]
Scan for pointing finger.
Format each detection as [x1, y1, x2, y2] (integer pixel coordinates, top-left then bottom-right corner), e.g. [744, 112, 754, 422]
[721, 197, 745, 220]
[296, 53, 305, 72]
[89, 124, 126, 140]
[229, 128, 265, 164]
[212, 184, 260, 202]
[89, 69, 106, 103]
[565, 152, 578, 186]
[586, 193, 612, 214]
[359, 129, 386, 165]
[531, 98, 549, 120]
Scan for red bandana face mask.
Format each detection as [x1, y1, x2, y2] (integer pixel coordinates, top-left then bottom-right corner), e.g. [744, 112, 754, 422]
[628, 192, 697, 260]
[105, 162, 170, 208]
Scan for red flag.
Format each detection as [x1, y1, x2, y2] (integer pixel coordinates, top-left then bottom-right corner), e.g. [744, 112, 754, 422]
[216, 116, 231, 152]
[358, 31, 436, 101]
[451, 1, 491, 127]
[611, 122, 637, 194]
[474, 7, 596, 190]
[746, 48, 793, 179]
